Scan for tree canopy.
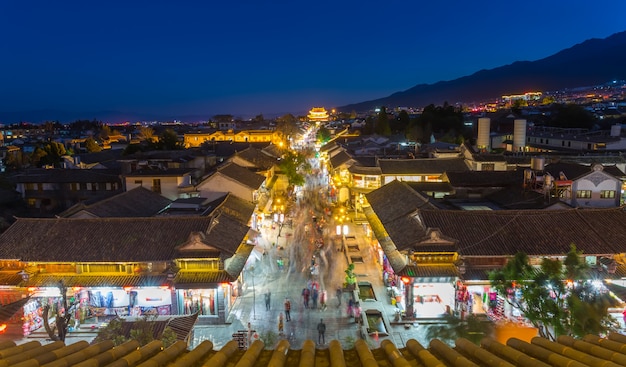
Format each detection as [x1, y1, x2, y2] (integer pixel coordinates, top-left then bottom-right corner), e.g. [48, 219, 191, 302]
[489, 245, 618, 340]
[278, 150, 309, 187]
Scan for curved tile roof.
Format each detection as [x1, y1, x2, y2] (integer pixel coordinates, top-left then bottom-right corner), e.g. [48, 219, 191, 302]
[5, 334, 626, 366]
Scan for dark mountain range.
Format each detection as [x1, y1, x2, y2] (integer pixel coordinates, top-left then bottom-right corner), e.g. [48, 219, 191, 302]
[340, 31, 626, 112]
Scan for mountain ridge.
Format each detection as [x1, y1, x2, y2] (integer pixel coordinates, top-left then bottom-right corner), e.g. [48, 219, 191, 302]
[340, 31, 626, 112]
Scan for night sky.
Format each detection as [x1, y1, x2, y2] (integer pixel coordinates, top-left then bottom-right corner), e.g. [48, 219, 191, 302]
[1, 0, 625, 122]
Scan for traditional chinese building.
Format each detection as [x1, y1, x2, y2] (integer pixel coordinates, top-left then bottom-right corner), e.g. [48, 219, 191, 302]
[307, 107, 329, 122]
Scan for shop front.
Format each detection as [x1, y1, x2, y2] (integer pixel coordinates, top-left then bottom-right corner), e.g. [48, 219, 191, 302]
[396, 264, 458, 319]
[22, 284, 174, 335]
[174, 271, 233, 325]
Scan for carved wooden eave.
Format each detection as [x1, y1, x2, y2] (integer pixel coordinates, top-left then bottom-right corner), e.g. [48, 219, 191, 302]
[176, 232, 221, 253]
[417, 229, 456, 247]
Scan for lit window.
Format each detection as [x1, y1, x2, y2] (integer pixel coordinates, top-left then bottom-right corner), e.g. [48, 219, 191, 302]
[576, 190, 592, 198]
[152, 179, 161, 194]
[600, 190, 615, 199]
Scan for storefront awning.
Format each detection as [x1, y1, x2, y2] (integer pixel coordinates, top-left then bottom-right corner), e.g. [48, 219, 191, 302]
[25, 274, 169, 288]
[174, 271, 235, 289]
[397, 264, 458, 282]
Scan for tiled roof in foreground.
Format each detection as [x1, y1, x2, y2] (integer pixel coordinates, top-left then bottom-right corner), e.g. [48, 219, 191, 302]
[4, 333, 626, 366]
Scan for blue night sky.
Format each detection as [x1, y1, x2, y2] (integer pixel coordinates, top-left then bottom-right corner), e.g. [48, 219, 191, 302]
[1, 0, 625, 122]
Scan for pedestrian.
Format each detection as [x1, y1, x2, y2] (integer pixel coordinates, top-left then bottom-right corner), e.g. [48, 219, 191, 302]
[284, 298, 291, 321]
[348, 298, 355, 317]
[265, 291, 271, 311]
[312, 288, 319, 310]
[320, 289, 327, 311]
[302, 288, 310, 309]
[336, 287, 342, 307]
[354, 302, 362, 324]
[317, 318, 326, 344]
[278, 312, 284, 335]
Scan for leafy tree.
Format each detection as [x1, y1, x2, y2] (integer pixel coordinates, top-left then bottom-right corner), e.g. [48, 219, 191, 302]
[276, 114, 299, 139]
[150, 129, 183, 150]
[278, 150, 309, 187]
[94, 315, 177, 347]
[391, 110, 411, 134]
[375, 107, 391, 136]
[549, 103, 595, 129]
[31, 142, 67, 167]
[344, 263, 356, 288]
[316, 126, 331, 143]
[139, 126, 155, 142]
[84, 137, 102, 152]
[425, 314, 494, 345]
[122, 143, 144, 156]
[489, 245, 618, 340]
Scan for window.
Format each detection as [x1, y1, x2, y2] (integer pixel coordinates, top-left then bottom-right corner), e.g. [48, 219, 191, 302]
[600, 190, 615, 199]
[576, 190, 592, 198]
[481, 163, 495, 171]
[134, 180, 143, 186]
[152, 179, 161, 194]
[70, 182, 79, 191]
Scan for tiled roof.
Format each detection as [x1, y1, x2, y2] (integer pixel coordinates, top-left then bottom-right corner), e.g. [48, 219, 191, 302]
[217, 193, 256, 225]
[10, 168, 122, 183]
[0, 214, 249, 262]
[0, 272, 23, 286]
[329, 150, 354, 169]
[59, 187, 172, 218]
[485, 186, 551, 210]
[348, 165, 382, 175]
[445, 170, 523, 187]
[319, 141, 339, 152]
[216, 162, 266, 190]
[8, 334, 626, 366]
[418, 208, 626, 256]
[367, 182, 626, 257]
[377, 158, 469, 174]
[405, 181, 454, 193]
[122, 168, 195, 177]
[0, 297, 30, 323]
[366, 180, 437, 225]
[234, 147, 278, 170]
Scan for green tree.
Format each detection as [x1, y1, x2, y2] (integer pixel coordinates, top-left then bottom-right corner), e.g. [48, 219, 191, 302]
[84, 137, 102, 152]
[94, 315, 177, 347]
[489, 245, 618, 340]
[375, 107, 391, 136]
[32, 142, 67, 167]
[275, 114, 298, 139]
[278, 150, 309, 187]
[550, 103, 595, 129]
[139, 126, 155, 142]
[425, 314, 494, 345]
[151, 129, 183, 150]
[316, 126, 331, 144]
[391, 110, 411, 134]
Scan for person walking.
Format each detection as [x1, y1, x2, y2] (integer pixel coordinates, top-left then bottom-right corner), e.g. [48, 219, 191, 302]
[265, 291, 271, 311]
[278, 312, 284, 335]
[284, 298, 291, 321]
[336, 287, 342, 307]
[317, 318, 326, 345]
